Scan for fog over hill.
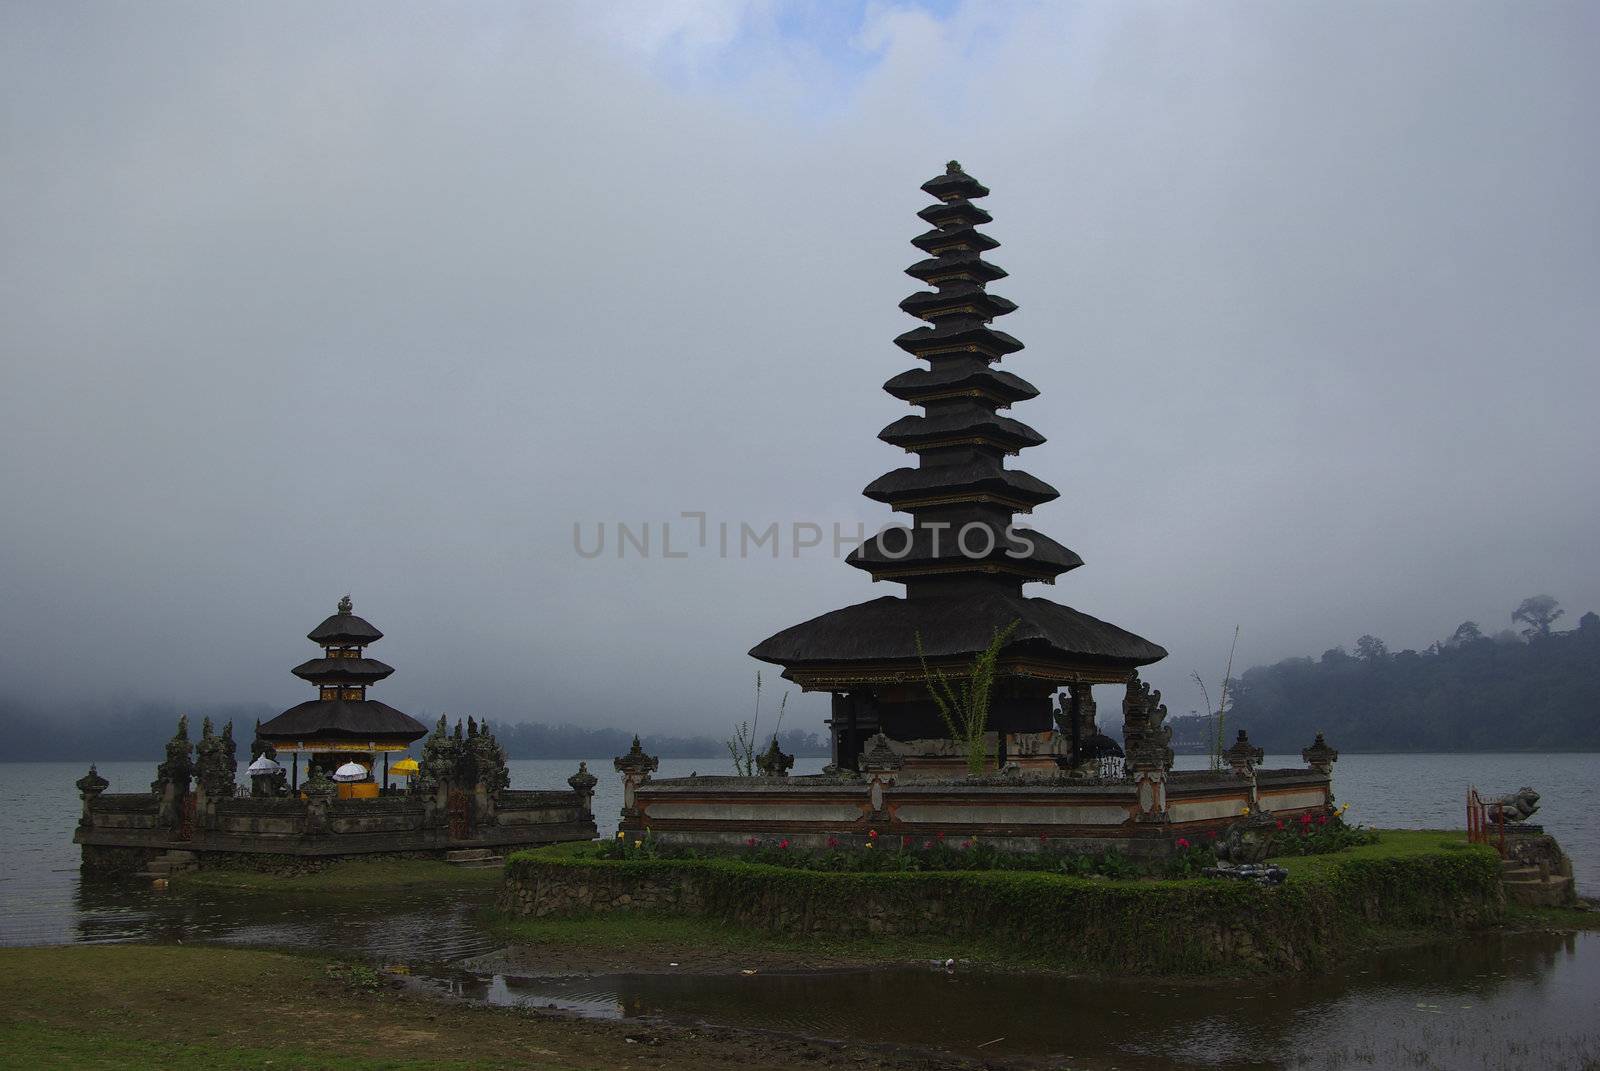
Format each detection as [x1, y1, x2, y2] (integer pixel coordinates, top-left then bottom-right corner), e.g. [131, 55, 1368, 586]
[2, 3, 1596, 739]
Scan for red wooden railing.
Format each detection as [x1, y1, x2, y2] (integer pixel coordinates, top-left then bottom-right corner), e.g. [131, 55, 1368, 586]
[1466, 786, 1506, 857]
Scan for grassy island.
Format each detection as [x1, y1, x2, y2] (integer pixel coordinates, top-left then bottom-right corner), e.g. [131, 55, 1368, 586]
[498, 830, 1507, 975]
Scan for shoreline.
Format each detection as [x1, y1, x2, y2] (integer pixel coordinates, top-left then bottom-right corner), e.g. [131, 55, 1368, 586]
[4, 919, 1597, 1071]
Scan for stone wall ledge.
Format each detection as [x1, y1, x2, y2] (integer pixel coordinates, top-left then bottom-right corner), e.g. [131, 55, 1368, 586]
[75, 819, 598, 862]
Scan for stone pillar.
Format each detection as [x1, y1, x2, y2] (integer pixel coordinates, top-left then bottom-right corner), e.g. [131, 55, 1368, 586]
[474, 781, 495, 828]
[1222, 729, 1265, 810]
[756, 738, 795, 777]
[613, 736, 659, 816]
[75, 765, 109, 827]
[567, 762, 598, 816]
[1301, 732, 1339, 775]
[1121, 675, 1173, 823]
[303, 766, 336, 836]
[1301, 732, 1339, 808]
[857, 733, 903, 815]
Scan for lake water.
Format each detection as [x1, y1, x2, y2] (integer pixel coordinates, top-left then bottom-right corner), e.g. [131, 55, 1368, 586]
[4, 754, 1598, 1069]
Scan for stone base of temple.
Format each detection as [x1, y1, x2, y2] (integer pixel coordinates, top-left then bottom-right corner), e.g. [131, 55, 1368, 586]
[74, 788, 598, 876]
[618, 767, 1333, 857]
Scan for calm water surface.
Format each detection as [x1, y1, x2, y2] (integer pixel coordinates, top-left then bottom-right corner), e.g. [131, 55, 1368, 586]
[3, 754, 1598, 1070]
[438, 931, 1600, 1069]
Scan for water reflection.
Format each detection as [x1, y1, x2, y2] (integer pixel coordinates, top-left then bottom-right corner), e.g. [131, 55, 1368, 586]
[70, 877, 501, 961]
[440, 932, 1600, 1068]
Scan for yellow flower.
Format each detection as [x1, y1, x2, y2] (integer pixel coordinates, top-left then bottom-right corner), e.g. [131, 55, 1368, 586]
[632, 840, 642, 848]
[864, 841, 873, 849]
[616, 831, 625, 840]
[1239, 805, 1250, 815]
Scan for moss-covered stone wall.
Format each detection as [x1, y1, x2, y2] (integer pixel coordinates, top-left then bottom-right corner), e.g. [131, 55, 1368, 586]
[499, 835, 1504, 974]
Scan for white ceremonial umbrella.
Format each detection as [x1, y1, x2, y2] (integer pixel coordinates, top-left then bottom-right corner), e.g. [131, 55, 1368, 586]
[246, 755, 282, 775]
[332, 762, 369, 783]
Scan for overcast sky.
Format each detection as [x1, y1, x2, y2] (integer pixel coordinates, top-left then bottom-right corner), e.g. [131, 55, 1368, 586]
[2, 1, 1596, 739]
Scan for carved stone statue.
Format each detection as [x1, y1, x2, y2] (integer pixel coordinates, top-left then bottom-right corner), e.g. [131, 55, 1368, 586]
[468, 718, 510, 794]
[194, 718, 238, 800]
[151, 715, 194, 796]
[756, 737, 795, 777]
[419, 716, 461, 788]
[1493, 786, 1540, 822]
[1215, 811, 1277, 865]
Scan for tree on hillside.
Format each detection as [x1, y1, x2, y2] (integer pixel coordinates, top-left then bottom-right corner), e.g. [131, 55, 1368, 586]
[1223, 612, 1600, 752]
[1321, 646, 1351, 664]
[1354, 634, 1389, 662]
[1512, 595, 1564, 638]
[1448, 621, 1483, 646]
[1581, 611, 1599, 632]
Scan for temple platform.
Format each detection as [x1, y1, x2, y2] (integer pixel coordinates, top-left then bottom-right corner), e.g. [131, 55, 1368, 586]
[74, 779, 599, 875]
[617, 766, 1333, 858]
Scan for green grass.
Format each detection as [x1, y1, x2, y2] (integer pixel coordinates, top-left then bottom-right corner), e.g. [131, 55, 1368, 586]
[175, 857, 502, 893]
[1269, 828, 1473, 879]
[1504, 904, 1600, 931]
[1, 1023, 489, 1071]
[502, 829, 1508, 975]
[0, 945, 888, 1071]
[488, 911, 1031, 970]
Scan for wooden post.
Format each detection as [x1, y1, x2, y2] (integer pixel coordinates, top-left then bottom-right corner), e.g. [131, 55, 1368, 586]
[292, 752, 299, 791]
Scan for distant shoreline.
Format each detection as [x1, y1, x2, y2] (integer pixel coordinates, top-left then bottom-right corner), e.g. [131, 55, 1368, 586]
[6, 742, 1593, 758]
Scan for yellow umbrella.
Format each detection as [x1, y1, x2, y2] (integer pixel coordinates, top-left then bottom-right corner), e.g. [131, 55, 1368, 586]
[390, 758, 420, 777]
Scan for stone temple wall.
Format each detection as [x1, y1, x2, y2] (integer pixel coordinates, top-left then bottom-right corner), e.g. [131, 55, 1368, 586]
[74, 778, 598, 872]
[619, 767, 1333, 858]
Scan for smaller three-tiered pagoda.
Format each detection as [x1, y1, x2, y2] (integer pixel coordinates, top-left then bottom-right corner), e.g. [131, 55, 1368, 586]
[257, 596, 428, 789]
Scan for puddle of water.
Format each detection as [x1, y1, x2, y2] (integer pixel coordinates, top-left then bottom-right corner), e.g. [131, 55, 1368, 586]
[418, 931, 1600, 1070]
[68, 877, 503, 961]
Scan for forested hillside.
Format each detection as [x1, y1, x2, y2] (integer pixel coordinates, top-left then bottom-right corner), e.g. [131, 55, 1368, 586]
[1213, 602, 1600, 752]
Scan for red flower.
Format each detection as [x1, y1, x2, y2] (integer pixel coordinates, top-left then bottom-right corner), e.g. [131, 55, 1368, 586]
[1317, 814, 1329, 825]
[923, 840, 933, 850]
[936, 831, 945, 840]
[1300, 812, 1313, 825]
[827, 836, 838, 848]
[745, 837, 757, 847]
[1176, 837, 1191, 849]
[902, 835, 911, 849]
[779, 839, 790, 850]
[1206, 830, 1218, 840]
[867, 829, 878, 840]
[1275, 819, 1285, 831]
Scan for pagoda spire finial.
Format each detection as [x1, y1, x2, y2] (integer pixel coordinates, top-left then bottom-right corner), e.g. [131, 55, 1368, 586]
[946, 159, 961, 173]
[337, 594, 353, 615]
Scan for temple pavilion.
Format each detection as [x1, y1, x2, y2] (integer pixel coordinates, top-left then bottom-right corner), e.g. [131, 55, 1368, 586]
[751, 162, 1167, 773]
[257, 596, 427, 792]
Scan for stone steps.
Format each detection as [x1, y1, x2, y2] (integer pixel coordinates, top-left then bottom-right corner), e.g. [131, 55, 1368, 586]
[1501, 864, 1576, 908]
[135, 850, 199, 880]
[445, 848, 504, 869]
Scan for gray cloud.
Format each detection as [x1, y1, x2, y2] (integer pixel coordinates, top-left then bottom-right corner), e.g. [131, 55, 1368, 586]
[2, 1, 1596, 734]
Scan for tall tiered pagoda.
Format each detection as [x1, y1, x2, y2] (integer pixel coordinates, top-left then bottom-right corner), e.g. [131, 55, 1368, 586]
[258, 596, 427, 787]
[751, 162, 1167, 772]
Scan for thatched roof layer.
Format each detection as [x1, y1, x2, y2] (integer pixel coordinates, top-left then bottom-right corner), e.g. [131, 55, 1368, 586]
[750, 592, 1166, 668]
[258, 699, 426, 743]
